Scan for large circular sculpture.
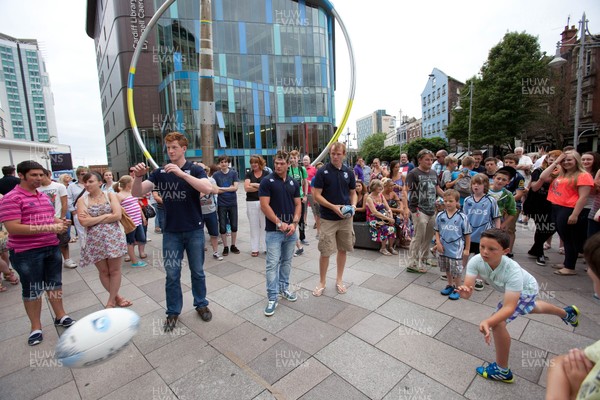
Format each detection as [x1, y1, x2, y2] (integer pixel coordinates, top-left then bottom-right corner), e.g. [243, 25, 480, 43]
[127, 0, 356, 168]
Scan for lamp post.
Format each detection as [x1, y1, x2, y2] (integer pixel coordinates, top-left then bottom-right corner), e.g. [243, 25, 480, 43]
[454, 80, 473, 153]
[549, 12, 600, 150]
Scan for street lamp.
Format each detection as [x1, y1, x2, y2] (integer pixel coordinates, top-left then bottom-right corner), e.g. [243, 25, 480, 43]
[454, 80, 473, 153]
[549, 12, 600, 150]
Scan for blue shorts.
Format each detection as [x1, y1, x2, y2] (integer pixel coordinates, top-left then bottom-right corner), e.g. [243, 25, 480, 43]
[9, 246, 63, 300]
[496, 293, 537, 323]
[125, 224, 147, 245]
[203, 211, 218, 237]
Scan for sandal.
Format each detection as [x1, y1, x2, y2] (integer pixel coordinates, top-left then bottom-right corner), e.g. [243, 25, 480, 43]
[0, 284, 6, 292]
[4, 270, 19, 285]
[388, 247, 399, 255]
[554, 268, 577, 276]
[251, 252, 259, 257]
[124, 256, 131, 262]
[69, 237, 78, 243]
[336, 284, 347, 294]
[543, 243, 551, 250]
[380, 249, 392, 256]
[139, 253, 147, 259]
[407, 266, 427, 274]
[312, 286, 326, 297]
[116, 296, 133, 307]
[558, 247, 565, 255]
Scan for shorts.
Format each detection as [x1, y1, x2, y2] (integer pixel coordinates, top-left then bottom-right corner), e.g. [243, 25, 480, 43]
[470, 242, 480, 254]
[9, 245, 63, 300]
[437, 256, 463, 278]
[496, 293, 537, 323]
[318, 218, 355, 257]
[125, 224, 147, 245]
[57, 231, 70, 247]
[307, 193, 320, 217]
[503, 211, 518, 234]
[203, 211, 218, 237]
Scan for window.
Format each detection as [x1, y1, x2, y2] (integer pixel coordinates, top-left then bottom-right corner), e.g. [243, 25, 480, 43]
[586, 93, 593, 115]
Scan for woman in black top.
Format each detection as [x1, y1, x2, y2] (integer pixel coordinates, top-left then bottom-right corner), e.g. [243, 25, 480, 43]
[353, 180, 367, 222]
[244, 155, 269, 256]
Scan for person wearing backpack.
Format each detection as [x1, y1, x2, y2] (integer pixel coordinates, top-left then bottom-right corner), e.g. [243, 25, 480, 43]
[446, 156, 477, 207]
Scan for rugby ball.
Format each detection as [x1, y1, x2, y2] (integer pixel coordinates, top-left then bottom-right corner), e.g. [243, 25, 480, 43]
[55, 308, 140, 368]
[340, 205, 355, 218]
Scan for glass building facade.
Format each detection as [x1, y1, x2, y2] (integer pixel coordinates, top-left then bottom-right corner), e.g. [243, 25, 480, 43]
[153, 0, 336, 169]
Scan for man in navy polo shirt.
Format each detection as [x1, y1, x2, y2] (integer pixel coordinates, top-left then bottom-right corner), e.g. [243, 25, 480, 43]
[259, 151, 301, 316]
[131, 132, 214, 331]
[312, 142, 357, 296]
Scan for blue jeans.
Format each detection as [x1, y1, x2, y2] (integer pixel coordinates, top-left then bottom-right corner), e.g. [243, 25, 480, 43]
[162, 229, 207, 315]
[155, 206, 165, 230]
[265, 230, 297, 301]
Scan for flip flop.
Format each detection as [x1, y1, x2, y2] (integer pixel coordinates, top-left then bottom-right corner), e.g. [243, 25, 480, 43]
[116, 296, 133, 307]
[407, 266, 427, 274]
[312, 286, 326, 297]
[336, 284, 347, 294]
[139, 254, 147, 259]
[251, 252, 259, 257]
[124, 256, 131, 262]
[0, 285, 7, 292]
[554, 269, 577, 276]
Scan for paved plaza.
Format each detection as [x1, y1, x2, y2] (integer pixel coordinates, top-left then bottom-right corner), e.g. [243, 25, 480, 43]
[0, 190, 598, 400]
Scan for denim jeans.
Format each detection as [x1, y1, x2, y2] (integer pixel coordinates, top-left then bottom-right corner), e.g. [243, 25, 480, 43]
[162, 229, 207, 315]
[155, 206, 165, 230]
[265, 230, 297, 301]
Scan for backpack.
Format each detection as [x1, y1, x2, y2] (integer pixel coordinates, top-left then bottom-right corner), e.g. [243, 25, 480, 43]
[455, 173, 472, 198]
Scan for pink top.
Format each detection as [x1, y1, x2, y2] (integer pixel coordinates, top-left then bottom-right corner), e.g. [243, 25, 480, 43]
[0, 185, 59, 253]
[121, 196, 143, 226]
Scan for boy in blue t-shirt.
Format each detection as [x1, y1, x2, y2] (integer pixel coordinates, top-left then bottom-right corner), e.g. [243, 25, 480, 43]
[457, 229, 580, 383]
[434, 189, 472, 300]
[463, 173, 501, 256]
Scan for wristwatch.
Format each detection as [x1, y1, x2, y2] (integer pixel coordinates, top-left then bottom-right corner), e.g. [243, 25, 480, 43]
[276, 221, 283, 229]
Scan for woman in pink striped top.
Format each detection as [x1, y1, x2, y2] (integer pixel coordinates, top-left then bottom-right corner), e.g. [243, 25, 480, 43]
[116, 176, 147, 268]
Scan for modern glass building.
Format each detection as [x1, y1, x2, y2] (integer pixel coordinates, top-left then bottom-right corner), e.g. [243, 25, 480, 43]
[154, 0, 337, 169]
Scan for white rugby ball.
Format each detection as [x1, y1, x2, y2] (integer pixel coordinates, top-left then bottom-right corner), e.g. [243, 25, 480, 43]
[55, 308, 140, 368]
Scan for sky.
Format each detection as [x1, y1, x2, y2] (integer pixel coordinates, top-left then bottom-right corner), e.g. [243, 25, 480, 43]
[0, 0, 598, 165]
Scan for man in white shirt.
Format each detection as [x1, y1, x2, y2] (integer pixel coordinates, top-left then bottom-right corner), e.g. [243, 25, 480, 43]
[514, 147, 533, 186]
[38, 169, 77, 268]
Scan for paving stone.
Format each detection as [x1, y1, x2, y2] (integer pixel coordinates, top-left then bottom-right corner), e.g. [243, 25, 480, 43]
[122, 267, 165, 287]
[253, 390, 277, 400]
[315, 333, 409, 399]
[205, 273, 234, 292]
[239, 301, 303, 333]
[397, 283, 448, 309]
[272, 358, 332, 400]
[126, 295, 164, 317]
[211, 321, 280, 363]
[171, 354, 264, 400]
[326, 266, 373, 285]
[0, 310, 55, 342]
[351, 259, 400, 278]
[0, 361, 73, 400]
[131, 310, 190, 355]
[139, 278, 167, 303]
[205, 261, 245, 278]
[464, 371, 546, 399]
[519, 319, 596, 355]
[349, 313, 399, 345]
[359, 274, 409, 295]
[224, 268, 265, 288]
[377, 327, 482, 394]
[299, 374, 370, 400]
[61, 289, 102, 313]
[35, 381, 81, 400]
[116, 283, 147, 301]
[277, 315, 343, 355]
[146, 333, 217, 384]
[382, 369, 465, 400]
[333, 284, 393, 311]
[248, 340, 310, 384]
[208, 284, 263, 313]
[180, 302, 245, 342]
[327, 304, 371, 331]
[376, 297, 452, 337]
[98, 370, 173, 400]
[283, 291, 349, 322]
[0, 326, 60, 378]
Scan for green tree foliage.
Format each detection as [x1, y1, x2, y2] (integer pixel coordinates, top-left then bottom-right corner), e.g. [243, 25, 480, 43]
[402, 138, 447, 163]
[448, 32, 549, 148]
[359, 133, 387, 164]
[359, 134, 446, 165]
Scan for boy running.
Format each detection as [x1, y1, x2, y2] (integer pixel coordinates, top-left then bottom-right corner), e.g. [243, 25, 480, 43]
[457, 229, 580, 383]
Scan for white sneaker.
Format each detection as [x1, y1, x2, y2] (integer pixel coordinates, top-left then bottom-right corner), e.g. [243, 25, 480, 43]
[213, 252, 223, 261]
[63, 259, 78, 269]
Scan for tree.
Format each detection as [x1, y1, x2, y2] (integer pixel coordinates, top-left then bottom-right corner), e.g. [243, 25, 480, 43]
[448, 32, 550, 148]
[359, 133, 387, 164]
[402, 137, 447, 164]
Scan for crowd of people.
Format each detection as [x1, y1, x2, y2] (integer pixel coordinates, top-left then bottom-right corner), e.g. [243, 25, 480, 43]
[0, 136, 599, 396]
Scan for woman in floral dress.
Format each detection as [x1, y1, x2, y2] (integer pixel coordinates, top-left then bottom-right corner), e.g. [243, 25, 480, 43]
[365, 179, 397, 256]
[77, 171, 130, 308]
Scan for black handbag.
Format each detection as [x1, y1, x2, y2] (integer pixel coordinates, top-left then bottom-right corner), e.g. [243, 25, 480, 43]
[142, 205, 156, 219]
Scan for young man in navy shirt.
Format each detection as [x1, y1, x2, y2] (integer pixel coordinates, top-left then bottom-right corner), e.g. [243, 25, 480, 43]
[131, 132, 214, 331]
[312, 142, 357, 296]
[259, 151, 301, 316]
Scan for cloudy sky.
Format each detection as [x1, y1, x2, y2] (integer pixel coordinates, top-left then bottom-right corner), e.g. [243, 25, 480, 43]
[0, 0, 598, 164]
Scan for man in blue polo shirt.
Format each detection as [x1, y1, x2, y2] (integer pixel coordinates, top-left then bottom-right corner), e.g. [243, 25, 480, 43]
[312, 142, 357, 296]
[131, 132, 214, 331]
[259, 151, 301, 316]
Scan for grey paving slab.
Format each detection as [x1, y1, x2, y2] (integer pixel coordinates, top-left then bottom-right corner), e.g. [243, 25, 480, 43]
[326, 266, 373, 285]
[205, 272, 235, 292]
[35, 381, 81, 400]
[205, 260, 245, 277]
[359, 273, 410, 295]
[210, 321, 280, 363]
[349, 313, 399, 345]
[208, 284, 263, 313]
[299, 374, 370, 400]
[248, 340, 310, 385]
[239, 301, 303, 333]
[125, 294, 164, 317]
[145, 333, 217, 384]
[519, 319, 596, 355]
[377, 326, 482, 394]
[98, 370, 173, 400]
[382, 369, 465, 400]
[272, 358, 332, 400]
[180, 302, 245, 342]
[377, 297, 452, 337]
[0, 310, 55, 342]
[277, 315, 344, 355]
[396, 283, 448, 309]
[333, 284, 393, 311]
[138, 278, 167, 303]
[315, 332, 410, 399]
[0, 361, 73, 400]
[224, 268, 266, 288]
[122, 267, 165, 287]
[351, 258, 400, 277]
[171, 354, 264, 400]
[61, 279, 94, 297]
[283, 290, 349, 322]
[0, 326, 60, 378]
[131, 309, 190, 355]
[61, 289, 102, 313]
[464, 371, 547, 399]
[327, 303, 371, 331]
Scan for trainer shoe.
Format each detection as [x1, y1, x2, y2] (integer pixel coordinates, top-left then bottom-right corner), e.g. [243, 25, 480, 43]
[294, 248, 304, 257]
[440, 285, 455, 296]
[536, 256, 546, 266]
[562, 305, 580, 327]
[230, 245, 240, 254]
[264, 300, 278, 316]
[28, 330, 43, 346]
[280, 290, 298, 302]
[54, 315, 75, 328]
[213, 252, 223, 261]
[476, 362, 514, 383]
[63, 259, 78, 269]
[222, 246, 229, 256]
[474, 279, 484, 291]
[300, 239, 310, 245]
[131, 261, 147, 268]
[449, 291, 460, 300]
